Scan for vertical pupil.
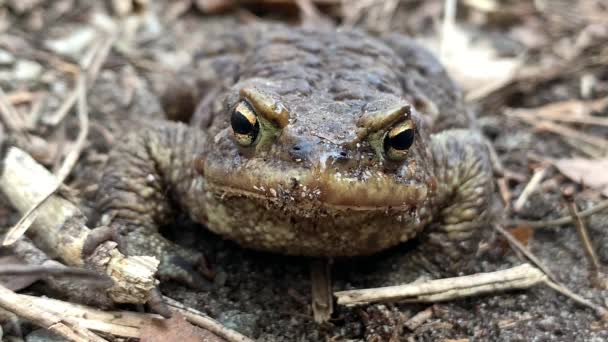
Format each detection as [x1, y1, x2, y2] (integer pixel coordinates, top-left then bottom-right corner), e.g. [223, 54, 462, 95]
[386, 129, 414, 150]
[231, 111, 255, 135]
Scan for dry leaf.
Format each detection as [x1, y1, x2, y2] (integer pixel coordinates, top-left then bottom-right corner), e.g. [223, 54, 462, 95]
[553, 158, 608, 196]
[417, 26, 522, 102]
[139, 312, 226, 342]
[508, 226, 534, 246]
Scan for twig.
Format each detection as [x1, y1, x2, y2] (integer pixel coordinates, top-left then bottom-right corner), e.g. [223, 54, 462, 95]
[334, 264, 546, 306]
[561, 187, 603, 278]
[2, 74, 88, 246]
[517, 115, 607, 152]
[504, 199, 608, 228]
[164, 296, 255, 342]
[544, 280, 608, 320]
[45, 34, 116, 127]
[310, 258, 333, 323]
[0, 147, 158, 305]
[495, 224, 608, 319]
[513, 166, 547, 212]
[0, 86, 26, 132]
[0, 284, 107, 342]
[0, 264, 111, 284]
[404, 307, 434, 331]
[494, 224, 558, 283]
[1, 294, 253, 341]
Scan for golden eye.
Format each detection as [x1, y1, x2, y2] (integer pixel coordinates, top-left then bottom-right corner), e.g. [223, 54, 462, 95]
[231, 101, 260, 146]
[383, 122, 415, 160]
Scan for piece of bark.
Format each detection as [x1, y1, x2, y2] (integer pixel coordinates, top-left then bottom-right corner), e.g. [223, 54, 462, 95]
[0, 147, 158, 305]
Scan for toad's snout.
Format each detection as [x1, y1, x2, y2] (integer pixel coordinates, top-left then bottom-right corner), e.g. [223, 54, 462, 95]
[285, 136, 350, 168]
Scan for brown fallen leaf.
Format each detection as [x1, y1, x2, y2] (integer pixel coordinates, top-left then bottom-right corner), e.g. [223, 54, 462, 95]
[553, 158, 608, 196]
[509, 226, 534, 246]
[140, 312, 226, 342]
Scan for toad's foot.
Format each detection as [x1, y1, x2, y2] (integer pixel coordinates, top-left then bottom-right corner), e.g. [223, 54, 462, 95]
[94, 122, 212, 287]
[120, 226, 212, 289]
[85, 224, 211, 289]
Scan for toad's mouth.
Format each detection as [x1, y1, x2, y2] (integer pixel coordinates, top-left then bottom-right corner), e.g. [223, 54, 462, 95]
[201, 157, 430, 211]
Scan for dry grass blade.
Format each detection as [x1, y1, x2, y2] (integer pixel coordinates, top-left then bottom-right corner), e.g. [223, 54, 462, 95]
[2, 74, 89, 246]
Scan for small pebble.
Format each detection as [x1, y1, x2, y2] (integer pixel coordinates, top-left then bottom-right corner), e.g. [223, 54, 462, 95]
[0, 49, 15, 65]
[13, 60, 42, 81]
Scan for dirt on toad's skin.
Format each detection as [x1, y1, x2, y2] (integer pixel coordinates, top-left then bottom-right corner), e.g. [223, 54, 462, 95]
[1, 1, 608, 341]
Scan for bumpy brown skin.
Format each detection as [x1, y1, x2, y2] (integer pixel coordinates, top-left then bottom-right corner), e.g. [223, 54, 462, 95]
[96, 25, 494, 285]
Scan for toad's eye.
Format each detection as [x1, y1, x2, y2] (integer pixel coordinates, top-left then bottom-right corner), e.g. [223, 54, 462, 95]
[383, 122, 415, 160]
[231, 101, 260, 147]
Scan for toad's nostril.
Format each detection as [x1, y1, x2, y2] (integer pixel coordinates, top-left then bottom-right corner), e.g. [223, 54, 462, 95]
[289, 143, 308, 161]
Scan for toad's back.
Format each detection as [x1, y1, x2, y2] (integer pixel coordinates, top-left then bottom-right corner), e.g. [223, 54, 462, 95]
[193, 27, 471, 136]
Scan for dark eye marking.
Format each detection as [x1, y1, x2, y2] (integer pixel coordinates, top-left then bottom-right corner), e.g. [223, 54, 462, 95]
[383, 122, 415, 160]
[231, 101, 260, 146]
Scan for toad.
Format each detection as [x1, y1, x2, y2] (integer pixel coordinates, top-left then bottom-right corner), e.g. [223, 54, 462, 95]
[95, 25, 495, 286]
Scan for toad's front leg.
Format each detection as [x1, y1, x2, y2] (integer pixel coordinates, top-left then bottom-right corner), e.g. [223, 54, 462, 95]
[421, 129, 496, 273]
[94, 122, 210, 287]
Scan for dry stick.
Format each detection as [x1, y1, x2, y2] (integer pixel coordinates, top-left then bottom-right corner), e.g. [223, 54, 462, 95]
[164, 297, 254, 342]
[561, 188, 602, 277]
[513, 166, 547, 212]
[544, 280, 608, 320]
[0, 86, 26, 132]
[0, 284, 107, 342]
[494, 224, 558, 283]
[45, 34, 115, 126]
[404, 307, 434, 331]
[507, 109, 608, 127]
[0, 147, 158, 304]
[1, 74, 88, 246]
[494, 224, 608, 318]
[310, 258, 333, 323]
[334, 263, 546, 306]
[433, 198, 608, 236]
[517, 115, 607, 151]
[6, 294, 253, 341]
[0, 264, 111, 283]
[504, 199, 608, 229]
